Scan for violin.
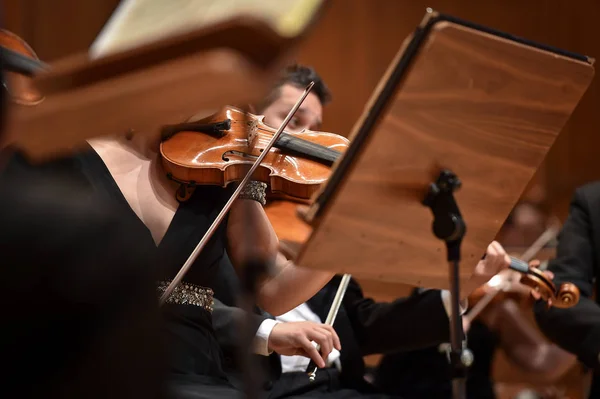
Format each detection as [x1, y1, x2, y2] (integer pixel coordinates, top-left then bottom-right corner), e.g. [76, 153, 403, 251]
[0, 29, 44, 106]
[159, 105, 350, 201]
[467, 271, 531, 308]
[264, 198, 312, 258]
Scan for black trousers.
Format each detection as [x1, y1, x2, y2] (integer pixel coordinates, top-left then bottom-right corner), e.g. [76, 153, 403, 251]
[266, 370, 400, 399]
[168, 370, 401, 399]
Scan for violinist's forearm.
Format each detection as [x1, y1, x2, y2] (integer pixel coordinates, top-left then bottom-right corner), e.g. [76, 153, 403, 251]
[227, 200, 334, 315]
[227, 199, 279, 266]
[258, 253, 334, 316]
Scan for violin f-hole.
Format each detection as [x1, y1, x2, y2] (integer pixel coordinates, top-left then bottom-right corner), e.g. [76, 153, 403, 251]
[222, 150, 258, 162]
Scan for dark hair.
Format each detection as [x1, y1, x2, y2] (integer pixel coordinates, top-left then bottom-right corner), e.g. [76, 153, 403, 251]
[259, 64, 332, 110]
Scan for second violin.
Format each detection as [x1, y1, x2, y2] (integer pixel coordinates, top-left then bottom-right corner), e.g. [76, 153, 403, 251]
[160, 106, 349, 201]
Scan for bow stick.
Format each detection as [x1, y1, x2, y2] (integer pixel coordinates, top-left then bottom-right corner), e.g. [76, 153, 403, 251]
[305, 273, 352, 381]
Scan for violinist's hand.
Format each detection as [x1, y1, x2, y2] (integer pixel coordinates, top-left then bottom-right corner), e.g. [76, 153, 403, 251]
[528, 259, 555, 303]
[462, 241, 511, 299]
[268, 321, 341, 368]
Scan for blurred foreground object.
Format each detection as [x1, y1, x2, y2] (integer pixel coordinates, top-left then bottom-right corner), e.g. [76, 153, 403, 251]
[3, 0, 328, 162]
[0, 161, 166, 398]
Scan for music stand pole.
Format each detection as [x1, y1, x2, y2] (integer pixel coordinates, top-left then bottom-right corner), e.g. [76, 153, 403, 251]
[423, 169, 473, 399]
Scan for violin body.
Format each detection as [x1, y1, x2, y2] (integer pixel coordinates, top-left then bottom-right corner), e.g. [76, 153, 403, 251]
[160, 106, 349, 201]
[0, 29, 44, 106]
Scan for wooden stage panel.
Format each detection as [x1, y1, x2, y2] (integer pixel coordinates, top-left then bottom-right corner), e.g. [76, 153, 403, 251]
[298, 18, 594, 290]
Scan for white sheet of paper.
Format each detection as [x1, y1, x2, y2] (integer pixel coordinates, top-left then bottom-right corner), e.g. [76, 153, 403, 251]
[90, 0, 323, 59]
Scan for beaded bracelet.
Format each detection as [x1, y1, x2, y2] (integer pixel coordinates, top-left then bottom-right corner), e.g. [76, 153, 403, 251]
[238, 180, 267, 205]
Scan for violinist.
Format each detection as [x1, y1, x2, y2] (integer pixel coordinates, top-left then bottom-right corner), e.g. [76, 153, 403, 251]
[533, 182, 600, 399]
[0, 61, 336, 399]
[376, 267, 576, 399]
[0, 32, 165, 398]
[210, 64, 514, 399]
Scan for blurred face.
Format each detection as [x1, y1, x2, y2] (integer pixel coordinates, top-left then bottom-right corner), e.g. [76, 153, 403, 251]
[260, 83, 323, 133]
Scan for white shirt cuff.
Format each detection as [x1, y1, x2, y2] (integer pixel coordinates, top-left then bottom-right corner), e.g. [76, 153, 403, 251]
[440, 290, 468, 318]
[254, 319, 280, 356]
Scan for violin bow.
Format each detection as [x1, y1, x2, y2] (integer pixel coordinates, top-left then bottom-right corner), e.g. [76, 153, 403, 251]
[305, 273, 351, 380]
[159, 81, 315, 304]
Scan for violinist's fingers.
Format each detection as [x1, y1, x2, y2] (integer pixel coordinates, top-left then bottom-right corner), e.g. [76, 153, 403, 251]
[316, 324, 341, 350]
[492, 241, 511, 268]
[529, 259, 541, 268]
[486, 241, 499, 258]
[485, 241, 510, 272]
[543, 270, 555, 280]
[307, 329, 333, 361]
[530, 290, 542, 300]
[298, 337, 325, 368]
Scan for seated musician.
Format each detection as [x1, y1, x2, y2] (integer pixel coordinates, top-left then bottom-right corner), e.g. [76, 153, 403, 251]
[375, 269, 576, 399]
[533, 182, 600, 399]
[210, 65, 514, 398]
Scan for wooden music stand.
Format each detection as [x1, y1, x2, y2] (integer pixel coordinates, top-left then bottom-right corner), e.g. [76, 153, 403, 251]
[3, 0, 328, 162]
[292, 9, 594, 399]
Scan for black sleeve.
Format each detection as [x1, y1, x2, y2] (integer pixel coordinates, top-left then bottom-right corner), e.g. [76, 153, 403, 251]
[533, 187, 600, 370]
[343, 279, 450, 356]
[212, 297, 270, 353]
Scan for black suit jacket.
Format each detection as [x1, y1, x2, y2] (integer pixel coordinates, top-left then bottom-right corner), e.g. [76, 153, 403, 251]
[533, 182, 600, 397]
[211, 258, 451, 393]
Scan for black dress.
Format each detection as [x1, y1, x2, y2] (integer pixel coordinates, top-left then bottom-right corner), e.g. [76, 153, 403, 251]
[0, 146, 245, 398]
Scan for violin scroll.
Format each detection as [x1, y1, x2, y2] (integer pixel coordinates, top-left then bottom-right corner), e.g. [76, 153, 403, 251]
[517, 263, 580, 309]
[0, 29, 45, 106]
[554, 282, 580, 309]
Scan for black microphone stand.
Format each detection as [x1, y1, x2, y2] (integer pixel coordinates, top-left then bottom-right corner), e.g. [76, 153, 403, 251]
[423, 169, 473, 399]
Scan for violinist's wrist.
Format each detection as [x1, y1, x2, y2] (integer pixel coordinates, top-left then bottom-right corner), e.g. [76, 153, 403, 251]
[238, 180, 267, 205]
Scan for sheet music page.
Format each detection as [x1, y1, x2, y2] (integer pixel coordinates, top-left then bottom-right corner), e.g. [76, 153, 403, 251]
[90, 0, 323, 59]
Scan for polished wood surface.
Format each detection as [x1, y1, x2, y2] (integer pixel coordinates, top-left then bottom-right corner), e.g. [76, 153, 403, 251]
[298, 18, 594, 290]
[160, 106, 349, 201]
[265, 200, 313, 243]
[3, 3, 335, 161]
[4, 48, 274, 161]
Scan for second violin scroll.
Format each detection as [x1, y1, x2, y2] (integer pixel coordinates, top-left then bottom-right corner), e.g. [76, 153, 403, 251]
[159, 106, 349, 202]
[506, 257, 580, 309]
[0, 29, 46, 106]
